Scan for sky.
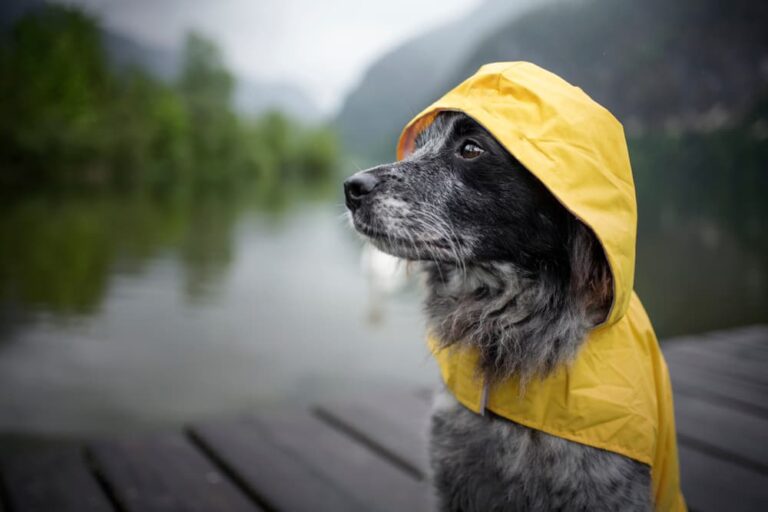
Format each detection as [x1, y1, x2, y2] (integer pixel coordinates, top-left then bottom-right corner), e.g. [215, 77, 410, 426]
[55, 0, 482, 115]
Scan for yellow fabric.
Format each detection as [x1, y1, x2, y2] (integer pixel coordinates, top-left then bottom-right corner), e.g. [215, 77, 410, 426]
[397, 62, 686, 511]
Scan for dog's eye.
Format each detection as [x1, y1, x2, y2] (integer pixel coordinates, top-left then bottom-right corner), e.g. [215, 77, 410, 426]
[459, 141, 484, 160]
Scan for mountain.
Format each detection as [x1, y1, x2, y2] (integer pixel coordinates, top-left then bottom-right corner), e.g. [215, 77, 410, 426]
[102, 27, 320, 121]
[0, 0, 46, 30]
[334, 0, 550, 163]
[102, 30, 180, 81]
[337, 0, 768, 161]
[105, 36, 321, 121]
[234, 79, 321, 122]
[449, 0, 768, 134]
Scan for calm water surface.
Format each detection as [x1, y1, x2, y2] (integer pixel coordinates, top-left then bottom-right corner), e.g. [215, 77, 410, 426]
[0, 193, 765, 437]
[0, 197, 437, 437]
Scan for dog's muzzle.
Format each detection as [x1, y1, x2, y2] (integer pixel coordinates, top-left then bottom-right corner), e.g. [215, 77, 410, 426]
[343, 171, 380, 211]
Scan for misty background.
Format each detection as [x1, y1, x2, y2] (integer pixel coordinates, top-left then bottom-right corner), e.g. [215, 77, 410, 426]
[0, 0, 766, 439]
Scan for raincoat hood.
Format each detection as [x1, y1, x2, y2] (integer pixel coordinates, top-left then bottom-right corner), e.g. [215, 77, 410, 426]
[398, 61, 635, 325]
[397, 62, 686, 511]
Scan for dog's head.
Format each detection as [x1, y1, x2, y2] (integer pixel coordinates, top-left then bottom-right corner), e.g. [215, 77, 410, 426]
[345, 112, 570, 267]
[345, 112, 613, 334]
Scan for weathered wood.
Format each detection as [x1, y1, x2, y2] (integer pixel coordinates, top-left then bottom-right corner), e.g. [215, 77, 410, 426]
[679, 444, 768, 512]
[674, 394, 768, 471]
[702, 325, 768, 352]
[247, 409, 434, 512]
[664, 343, 768, 388]
[88, 432, 260, 512]
[668, 361, 768, 418]
[667, 326, 768, 364]
[191, 418, 364, 512]
[316, 391, 431, 477]
[0, 326, 765, 512]
[0, 448, 115, 512]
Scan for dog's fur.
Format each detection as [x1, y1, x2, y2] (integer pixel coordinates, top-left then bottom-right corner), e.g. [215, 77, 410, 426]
[345, 112, 651, 511]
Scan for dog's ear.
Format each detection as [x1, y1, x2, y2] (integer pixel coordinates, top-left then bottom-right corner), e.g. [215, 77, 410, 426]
[569, 221, 613, 326]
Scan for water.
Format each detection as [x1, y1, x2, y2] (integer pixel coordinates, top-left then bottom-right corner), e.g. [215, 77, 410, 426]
[0, 194, 437, 437]
[0, 191, 765, 437]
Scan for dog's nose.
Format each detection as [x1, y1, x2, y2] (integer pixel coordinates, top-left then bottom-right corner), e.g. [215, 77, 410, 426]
[344, 172, 380, 210]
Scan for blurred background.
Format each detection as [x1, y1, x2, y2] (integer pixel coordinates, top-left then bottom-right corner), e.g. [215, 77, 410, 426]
[0, 0, 766, 442]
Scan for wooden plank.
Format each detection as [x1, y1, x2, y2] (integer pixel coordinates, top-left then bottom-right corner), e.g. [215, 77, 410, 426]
[666, 326, 768, 363]
[0, 448, 115, 512]
[367, 390, 433, 448]
[88, 432, 260, 512]
[247, 409, 434, 512]
[703, 325, 768, 349]
[674, 394, 768, 471]
[699, 331, 768, 362]
[669, 361, 768, 418]
[679, 444, 768, 512]
[663, 344, 768, 388]
[191, 418, 364, 512]
[316, 391, 432, 477]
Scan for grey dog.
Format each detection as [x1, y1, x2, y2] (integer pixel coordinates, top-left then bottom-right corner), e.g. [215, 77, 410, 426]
[344, 112, 652, 511]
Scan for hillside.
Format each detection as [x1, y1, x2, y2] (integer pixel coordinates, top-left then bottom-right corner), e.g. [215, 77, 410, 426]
[234, 79, 321, 122]
[450, 0, 768, 134]
[334, 0, 548, 162]
[338, 0, 768, 162]
[449, 0, 768, 258]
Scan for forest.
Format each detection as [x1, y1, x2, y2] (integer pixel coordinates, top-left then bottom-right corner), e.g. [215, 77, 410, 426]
[0, 5, 338, 194]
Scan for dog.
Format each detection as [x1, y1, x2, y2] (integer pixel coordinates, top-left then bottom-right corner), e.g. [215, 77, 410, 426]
[344, 111, 652, 511]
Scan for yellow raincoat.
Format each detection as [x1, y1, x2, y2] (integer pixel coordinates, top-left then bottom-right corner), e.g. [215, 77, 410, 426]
[397, 62, 686, 511]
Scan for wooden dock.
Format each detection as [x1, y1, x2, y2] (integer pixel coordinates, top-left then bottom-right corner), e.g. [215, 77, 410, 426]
[0, 325, 766, 511]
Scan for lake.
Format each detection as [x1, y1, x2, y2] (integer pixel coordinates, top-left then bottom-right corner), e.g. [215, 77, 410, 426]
[0, 190, 765, 437]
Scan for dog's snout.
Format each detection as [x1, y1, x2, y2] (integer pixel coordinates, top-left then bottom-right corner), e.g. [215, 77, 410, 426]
[344, 172, 380, 210]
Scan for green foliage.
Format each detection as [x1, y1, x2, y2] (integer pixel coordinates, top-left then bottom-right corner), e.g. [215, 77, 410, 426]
[0, 5, 339, 194]
[106, 71, 191, 188]
[0, 192, 241, 315]
[177, 32, 239, 184]
[179, 33, 234, 111]
[0, 5, 341, 315]
[0, 6, 111, 182]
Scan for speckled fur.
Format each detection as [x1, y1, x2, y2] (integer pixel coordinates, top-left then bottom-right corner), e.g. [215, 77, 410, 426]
[430, 390, 652, 512]
[345, 112, 653, 511]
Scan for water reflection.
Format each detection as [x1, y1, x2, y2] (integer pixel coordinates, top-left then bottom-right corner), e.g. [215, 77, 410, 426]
[0, 185, 322, 325]
[637, 220, 767, 337]
[0, 181, 765, 436]
[361, 243, 410, 325]
[0, 197, 436, 436]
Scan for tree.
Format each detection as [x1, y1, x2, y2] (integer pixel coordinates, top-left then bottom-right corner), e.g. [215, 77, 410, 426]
[0, 6, 111, 184]
[177, 32, 241, 183]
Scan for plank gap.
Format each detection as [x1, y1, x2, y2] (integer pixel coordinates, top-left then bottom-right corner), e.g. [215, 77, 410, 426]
[672, 384, 768, 420]
[87, 433, 261, 512]
[665, 349, 768, 389]
[313, 407, 425, 481]
[191, 417, 366, 512]
[245, 410, 433, 511]
[677, 433, 768, 476]
[185, 427, 278, 512]
[1, 448, 116, 512]
[83, 448, 130, 512]
[0, 464, 10, 512]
